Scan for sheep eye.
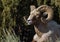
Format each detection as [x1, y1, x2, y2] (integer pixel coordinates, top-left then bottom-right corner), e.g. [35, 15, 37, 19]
[36, 14, 40, 18]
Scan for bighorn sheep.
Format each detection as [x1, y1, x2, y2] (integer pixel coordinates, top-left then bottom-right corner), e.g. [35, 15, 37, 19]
[27, 5, 60, 42]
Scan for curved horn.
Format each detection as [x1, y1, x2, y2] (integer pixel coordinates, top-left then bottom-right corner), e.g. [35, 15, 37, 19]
[37, 5, 53, 22]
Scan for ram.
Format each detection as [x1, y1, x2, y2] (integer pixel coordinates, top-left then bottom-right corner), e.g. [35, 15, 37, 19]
[27, 5, 60, 42]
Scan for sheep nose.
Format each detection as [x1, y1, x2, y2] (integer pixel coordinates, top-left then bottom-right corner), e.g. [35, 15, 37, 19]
[27, 19, 32, 23]
[27, 19, 32, 25]
[27, 20, 31, 21]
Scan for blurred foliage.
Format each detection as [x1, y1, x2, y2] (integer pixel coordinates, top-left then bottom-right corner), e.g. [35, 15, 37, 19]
[0, 0, 60, 42]
[0, 0, 20, 42]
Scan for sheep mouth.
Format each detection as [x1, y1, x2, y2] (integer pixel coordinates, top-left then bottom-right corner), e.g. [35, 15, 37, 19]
[27, 20, 33, 25]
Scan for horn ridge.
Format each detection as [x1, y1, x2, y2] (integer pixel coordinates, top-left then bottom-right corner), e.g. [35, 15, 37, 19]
[37, 5, 53, 22]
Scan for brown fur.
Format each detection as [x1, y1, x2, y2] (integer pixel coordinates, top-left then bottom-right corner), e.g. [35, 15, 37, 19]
[28, 5, 54, 42]
[27, 5, 60, 42]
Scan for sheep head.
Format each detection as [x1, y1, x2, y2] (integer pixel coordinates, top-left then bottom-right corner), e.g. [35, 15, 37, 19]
[27, 5, 53, 25]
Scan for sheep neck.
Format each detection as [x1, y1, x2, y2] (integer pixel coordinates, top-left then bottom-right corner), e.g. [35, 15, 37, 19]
[34, 21, 49, 37]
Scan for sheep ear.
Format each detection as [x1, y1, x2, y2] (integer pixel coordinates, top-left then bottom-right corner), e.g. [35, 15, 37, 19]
[30, 5, 36, 11]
